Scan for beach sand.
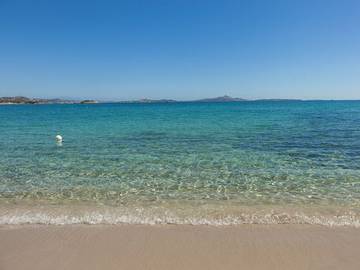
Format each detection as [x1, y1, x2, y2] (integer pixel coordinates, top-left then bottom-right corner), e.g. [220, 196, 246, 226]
[0, 225, 359, 270]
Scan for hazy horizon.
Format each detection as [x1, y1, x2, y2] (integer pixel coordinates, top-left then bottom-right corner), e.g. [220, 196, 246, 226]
[2, 94, 360, 102]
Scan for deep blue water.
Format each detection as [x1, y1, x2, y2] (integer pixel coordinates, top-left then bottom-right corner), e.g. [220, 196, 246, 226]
[0, 101, 359, 225]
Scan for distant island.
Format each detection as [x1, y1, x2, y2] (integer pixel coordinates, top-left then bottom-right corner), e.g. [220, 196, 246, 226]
[195, 95, 246, 102]
[80, 100, 99, 104]
[0, 95, 306, 105]
[1, 95, 247, 104]
[119, 95, 248, 103]
[0, 96, 99, 105]
[0, 96, 77, 104]
[134, 98, 177, 103]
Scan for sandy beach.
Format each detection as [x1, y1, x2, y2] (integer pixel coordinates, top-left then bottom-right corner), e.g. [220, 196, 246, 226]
[0, 224, 359, 270]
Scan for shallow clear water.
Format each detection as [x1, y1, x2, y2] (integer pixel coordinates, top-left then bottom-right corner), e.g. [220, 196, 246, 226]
[0, 101, 359, 225]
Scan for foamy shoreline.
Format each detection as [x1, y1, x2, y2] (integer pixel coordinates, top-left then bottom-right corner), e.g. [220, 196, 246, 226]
[0, 203, 358, 228]
[1, 202, 359, 227]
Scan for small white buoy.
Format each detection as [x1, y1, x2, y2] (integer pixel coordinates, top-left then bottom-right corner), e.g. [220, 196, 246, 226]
[55, 135, 63, 142]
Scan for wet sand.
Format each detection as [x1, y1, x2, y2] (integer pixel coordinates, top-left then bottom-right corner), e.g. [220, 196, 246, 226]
[0, 225, 359, 270]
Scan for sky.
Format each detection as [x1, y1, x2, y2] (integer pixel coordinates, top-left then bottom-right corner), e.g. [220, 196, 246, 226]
[0, 0, 359, 100]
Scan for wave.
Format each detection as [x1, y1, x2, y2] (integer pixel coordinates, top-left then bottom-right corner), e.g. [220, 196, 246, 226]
[1, 208, 359, 227]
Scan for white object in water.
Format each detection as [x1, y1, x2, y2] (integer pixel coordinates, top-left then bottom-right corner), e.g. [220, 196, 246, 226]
[55, 135, 63, 142]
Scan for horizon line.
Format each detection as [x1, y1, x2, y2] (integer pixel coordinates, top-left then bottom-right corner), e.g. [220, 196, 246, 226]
[2, 95, 360, 102]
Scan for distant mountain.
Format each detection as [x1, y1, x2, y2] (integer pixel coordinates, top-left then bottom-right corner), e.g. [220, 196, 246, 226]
[80, 100, 99, 104]
[194, 95, 246, 102]
[0, 96, 78, 104]
[116, 96, 246, 103]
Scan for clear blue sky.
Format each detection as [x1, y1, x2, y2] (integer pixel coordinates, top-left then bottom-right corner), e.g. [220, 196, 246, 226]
[0, 0, 359, 100]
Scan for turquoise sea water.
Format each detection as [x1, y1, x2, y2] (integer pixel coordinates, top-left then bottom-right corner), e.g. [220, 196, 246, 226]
[0, 101, 359, 226]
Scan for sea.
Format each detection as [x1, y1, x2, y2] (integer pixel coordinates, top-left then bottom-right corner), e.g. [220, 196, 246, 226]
[0, 101, 359, 226]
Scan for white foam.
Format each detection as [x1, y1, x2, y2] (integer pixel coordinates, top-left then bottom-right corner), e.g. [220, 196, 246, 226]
[1, 209, 359, 227]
